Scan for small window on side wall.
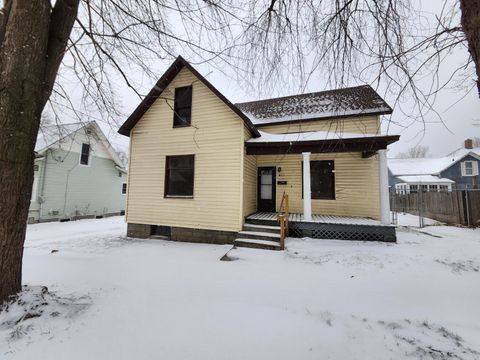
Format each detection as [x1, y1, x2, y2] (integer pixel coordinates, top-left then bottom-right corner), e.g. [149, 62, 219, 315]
[122, 183, 127, 195]
[80, 143, 90, 165]
[461, 160, 478, 176]
[164, 155, 194, 197]
[173, 86, 192, 127]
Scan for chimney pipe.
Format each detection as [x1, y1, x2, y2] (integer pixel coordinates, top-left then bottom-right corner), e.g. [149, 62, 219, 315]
[464, 138, 473, 149]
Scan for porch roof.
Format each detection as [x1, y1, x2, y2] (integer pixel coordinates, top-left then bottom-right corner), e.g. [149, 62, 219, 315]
[245, 130, 399, 155]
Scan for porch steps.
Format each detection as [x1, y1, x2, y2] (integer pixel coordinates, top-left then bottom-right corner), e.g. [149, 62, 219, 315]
[233, 222, 283, 251]
[233, 238, 281, 251]
[237, 230, 280, 242]
[242, 223, 281, 234]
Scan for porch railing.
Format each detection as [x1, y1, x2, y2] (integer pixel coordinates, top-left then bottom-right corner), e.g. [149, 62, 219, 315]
[277, 191, 289, 250]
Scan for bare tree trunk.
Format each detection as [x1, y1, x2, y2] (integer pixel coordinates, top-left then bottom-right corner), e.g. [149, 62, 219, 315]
[0, 0, 79, 304]
[460, 0, 480, 96]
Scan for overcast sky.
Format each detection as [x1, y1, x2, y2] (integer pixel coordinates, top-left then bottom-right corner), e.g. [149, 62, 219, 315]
[88, 1, 480, 158]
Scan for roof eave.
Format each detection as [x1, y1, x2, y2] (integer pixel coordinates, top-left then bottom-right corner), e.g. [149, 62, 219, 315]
[245, 135, 400, 155]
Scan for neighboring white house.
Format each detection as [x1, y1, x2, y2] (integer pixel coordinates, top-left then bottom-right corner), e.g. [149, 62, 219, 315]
[389, 139, 480, 192]
[29, 121, 128, 223]
[393, 175, 454, 194]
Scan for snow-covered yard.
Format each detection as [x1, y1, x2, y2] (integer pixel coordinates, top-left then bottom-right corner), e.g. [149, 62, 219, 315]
[1, 215, 480, 359]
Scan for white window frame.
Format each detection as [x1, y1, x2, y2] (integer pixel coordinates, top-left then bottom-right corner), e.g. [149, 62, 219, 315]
[79, 143, 91, 167]
[121, 182, 127, 195]
[461, 160, 478, 176]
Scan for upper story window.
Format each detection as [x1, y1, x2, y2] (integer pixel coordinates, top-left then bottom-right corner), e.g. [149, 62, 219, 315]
[173, 86, 192, 127]
[122, 183, 127, 195]
[461, 160, 478, 176]
[164, 155, 194, 197]
[80, 143, 90, 165]
[303, 160, 335, 200]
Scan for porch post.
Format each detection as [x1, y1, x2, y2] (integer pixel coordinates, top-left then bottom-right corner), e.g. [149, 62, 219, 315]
[378, 149, 390, 225]
[302, 152, 312, 221]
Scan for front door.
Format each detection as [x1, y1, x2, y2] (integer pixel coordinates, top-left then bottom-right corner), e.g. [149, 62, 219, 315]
[257, 167, 276, 212]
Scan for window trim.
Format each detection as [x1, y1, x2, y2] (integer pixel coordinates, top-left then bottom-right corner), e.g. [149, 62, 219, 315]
[164, 154, 195, 198]
[464, 160, 473, 176]
[121, 182, 127, 195]
[79, 143, 91, 166]
[173, 86, 193, 128]
[302, 160, 336, 200]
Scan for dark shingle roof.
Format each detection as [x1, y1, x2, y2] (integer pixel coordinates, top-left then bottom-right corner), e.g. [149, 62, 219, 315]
[235, 85, 392, 126]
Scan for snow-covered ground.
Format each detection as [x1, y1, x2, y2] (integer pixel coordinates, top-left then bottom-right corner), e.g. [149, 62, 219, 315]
[1, 216, 480, 359]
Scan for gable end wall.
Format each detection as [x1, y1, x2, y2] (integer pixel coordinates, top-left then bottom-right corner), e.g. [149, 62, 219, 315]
[126, 67, 244, 232]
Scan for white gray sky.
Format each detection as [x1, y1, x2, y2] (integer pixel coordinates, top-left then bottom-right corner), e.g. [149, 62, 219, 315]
[62, 0, 480, 158]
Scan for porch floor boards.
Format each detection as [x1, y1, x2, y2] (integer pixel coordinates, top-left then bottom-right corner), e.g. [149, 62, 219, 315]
[247, 212, 387, 227]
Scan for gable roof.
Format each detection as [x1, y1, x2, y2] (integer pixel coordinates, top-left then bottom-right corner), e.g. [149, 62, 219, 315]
[118, 56, 260, 137]
[235, 85, 392, 126]
[36, 121, 126, 169]
[36, 123, 85, 152]
[388, 150, 480, 176]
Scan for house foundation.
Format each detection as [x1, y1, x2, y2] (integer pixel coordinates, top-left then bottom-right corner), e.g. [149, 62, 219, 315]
[126, 223, 237, 245]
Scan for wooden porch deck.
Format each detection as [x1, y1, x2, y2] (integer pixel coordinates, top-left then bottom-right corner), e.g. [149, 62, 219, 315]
[246, 212, 396, 242]
[246, 212, 386, 226]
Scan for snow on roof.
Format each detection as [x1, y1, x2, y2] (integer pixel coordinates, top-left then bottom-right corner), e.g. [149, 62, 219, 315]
[246, 130, 385, 144]
[388, 149, 480, 176]
[35, 121, 126, 169]
[35, 122, 85, 152]
[235, 85, 392, 126]
[397, 175, 454, 184]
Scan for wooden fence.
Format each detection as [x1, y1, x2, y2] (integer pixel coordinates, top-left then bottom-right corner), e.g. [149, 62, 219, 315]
[391, 190, 480, 227]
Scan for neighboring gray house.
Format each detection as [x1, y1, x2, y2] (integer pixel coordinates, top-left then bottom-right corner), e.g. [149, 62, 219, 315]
[388, 139, 480, 192]
[29, 121, 128, 223]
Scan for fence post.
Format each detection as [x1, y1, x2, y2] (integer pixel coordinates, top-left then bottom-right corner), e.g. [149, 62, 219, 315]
[465, 190, 471, 227]
[418, 189, 424, 228]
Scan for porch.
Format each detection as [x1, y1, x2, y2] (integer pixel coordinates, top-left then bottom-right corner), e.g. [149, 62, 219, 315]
[246, 212, 396, 242]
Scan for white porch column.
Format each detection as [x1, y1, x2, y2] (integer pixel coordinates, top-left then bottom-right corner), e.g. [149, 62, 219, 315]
[302, 152, 312, 221]
[378, 149, 390, 225]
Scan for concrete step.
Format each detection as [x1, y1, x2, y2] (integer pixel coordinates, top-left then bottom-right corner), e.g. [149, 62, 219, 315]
[243, 223, 281, 234]
[234, 238, 282, 251]
[237, 230, 281, 242]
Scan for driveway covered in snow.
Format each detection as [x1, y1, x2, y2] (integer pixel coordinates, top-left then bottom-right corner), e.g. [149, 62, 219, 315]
[1, 215, 480, 359]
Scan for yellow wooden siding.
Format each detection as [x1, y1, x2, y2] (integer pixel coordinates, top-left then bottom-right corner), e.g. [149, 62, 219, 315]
[256, 152, 380, 219]
[256, 115, 380, 135]
[126, 67, 245, 232]
[243, 125, 257, 216]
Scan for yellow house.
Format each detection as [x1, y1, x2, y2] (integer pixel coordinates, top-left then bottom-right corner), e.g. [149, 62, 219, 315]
[119, 56, 399, 249]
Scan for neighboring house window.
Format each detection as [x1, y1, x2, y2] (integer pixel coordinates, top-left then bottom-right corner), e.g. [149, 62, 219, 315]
[429, 185, 438, 192]
[421, 184, 428, 192]
[80, 143, 90, 165]
[439, 185, 448, 191]
[410, 185, 418, 193]
[173, 86, 192, 127]
[461, 160, 479, 176]
[303, 160, 335, 200]
[164, 155, 194, 197]
[122, 183, 127, 195]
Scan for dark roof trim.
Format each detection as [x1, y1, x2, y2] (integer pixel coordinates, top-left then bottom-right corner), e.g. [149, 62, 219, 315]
[118, 56, 260, 137]
[252, 109, 392, 128]
[245, 135, 400, 155]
